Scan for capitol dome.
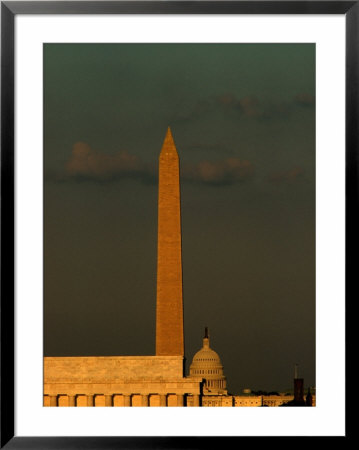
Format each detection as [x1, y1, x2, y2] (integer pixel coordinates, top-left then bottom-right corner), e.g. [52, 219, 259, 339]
[189, 328, 227, 395]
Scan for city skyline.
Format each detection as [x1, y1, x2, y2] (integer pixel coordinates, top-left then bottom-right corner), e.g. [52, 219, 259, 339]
[44, 43, 315, 393]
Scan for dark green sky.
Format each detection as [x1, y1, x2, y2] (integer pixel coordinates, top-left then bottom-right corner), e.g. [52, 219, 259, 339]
[44, 44, 315, 393]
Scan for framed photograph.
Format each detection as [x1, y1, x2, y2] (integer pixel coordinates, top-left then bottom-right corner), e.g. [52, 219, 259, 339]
[1, 1, 355, 447]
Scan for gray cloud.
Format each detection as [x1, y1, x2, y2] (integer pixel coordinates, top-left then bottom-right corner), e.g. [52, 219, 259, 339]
[217, 94, 263, 118]
[182, 158, 254, 186]
[268, 166, 305, 183]
[217, 93, 293, 120]
[173, 92, 315, 125]
[63, 142, 156, 184]
[48, 142, 254, 187]
[185, 142, 233, 154]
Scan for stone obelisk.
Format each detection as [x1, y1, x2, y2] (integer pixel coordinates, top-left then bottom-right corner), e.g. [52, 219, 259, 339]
[156, 127, 184, 356]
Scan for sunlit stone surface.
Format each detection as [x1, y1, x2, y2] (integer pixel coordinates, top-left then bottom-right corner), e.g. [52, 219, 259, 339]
[156, 127, 184, 356]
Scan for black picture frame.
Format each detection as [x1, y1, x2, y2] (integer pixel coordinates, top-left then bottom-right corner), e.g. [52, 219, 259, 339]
[1, 1, 355, 447]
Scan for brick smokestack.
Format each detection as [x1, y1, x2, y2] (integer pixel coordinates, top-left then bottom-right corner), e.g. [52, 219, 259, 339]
[294, 378, 304, 403]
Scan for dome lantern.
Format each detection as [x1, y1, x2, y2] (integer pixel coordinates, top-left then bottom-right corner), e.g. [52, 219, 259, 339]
[203, 326, 210, 349]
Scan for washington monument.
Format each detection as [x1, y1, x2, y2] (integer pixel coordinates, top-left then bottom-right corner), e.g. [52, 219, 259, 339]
[156, 127, 184, 356]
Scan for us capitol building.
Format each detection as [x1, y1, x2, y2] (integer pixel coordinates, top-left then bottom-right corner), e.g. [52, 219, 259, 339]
[44, 129, 314, 407]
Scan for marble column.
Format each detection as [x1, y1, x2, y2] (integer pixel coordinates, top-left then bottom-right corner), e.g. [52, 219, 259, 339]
[105, 395, 113, 407]
[141, 394, 149, 407]
[159, 394, 167, 407]
[68, 395, 76, 407]
[123, 395, 131, 407]
[87, 394, 94, 407]
[177, 394, 184, 407]
[193, 394, 200, 407]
